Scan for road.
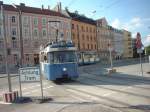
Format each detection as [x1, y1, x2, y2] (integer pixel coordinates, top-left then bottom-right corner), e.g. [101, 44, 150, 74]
[0, 61, 150, 112]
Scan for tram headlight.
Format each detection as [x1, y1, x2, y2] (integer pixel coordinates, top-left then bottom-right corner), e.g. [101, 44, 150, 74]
[63, 68, 67, 72]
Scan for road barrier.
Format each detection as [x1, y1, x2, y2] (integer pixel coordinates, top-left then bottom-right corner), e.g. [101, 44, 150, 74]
[3, 91, 18, 103]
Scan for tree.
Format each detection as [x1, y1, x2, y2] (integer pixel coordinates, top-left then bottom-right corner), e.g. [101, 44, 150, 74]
[145, 45, 150, 55]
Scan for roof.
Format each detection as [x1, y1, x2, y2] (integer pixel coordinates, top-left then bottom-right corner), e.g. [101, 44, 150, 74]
[2, 3, 69, 18]
[66, 10, 96, 25]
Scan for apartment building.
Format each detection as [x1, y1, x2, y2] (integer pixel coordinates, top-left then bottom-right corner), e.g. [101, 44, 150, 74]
[96, 18, 114, 60]
[123, 30, 133, 58]
[112, 28, 124, 59]
[66, 9, 98, 62]
[0, 1, 71, 70]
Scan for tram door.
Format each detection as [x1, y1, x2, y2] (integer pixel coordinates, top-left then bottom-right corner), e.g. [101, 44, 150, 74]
[34, 54, 39, 65]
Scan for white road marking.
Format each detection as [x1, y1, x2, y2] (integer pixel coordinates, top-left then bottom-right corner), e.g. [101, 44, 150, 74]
[66, 89, 99, 100]
[70, 94, 87, 102]
[102, 86, 132, 97]
[102, 92, 116, 96]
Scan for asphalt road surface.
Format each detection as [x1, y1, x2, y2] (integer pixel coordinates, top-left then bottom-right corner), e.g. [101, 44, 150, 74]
[0, 62, 150, 112]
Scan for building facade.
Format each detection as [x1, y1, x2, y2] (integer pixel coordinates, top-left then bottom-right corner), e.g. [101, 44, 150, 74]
[112, 28, 124, 59]
[123, 30, 133, 58]
[96, 18, 114, 60]
[0, 2, 71, 71]
[66, 9, 98, 62]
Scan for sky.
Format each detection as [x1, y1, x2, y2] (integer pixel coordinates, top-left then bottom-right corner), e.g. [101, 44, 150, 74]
[2, 0, 150, 46]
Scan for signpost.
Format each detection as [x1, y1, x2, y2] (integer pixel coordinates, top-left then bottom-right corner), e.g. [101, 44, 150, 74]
[107, 40, 116, 74]
[19, 67, 43, 99]
[136, 32, 143, 77]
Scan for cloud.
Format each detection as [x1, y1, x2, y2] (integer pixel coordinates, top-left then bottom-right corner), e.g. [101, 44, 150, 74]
[144, 35, 150, 46]
[111, 18, 121, 28]
[111, 17, 143, 31]
[132, 32, 137, 38]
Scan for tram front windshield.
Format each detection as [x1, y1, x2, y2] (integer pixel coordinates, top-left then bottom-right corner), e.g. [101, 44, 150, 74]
[48, 51, 77, 63]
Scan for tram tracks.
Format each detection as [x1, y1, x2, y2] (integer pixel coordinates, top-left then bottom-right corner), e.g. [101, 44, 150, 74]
[77, 76, 150, 99]
[61, 84, 128, 112]
[82, 68, 150, 90]
[83, 67, 150, 82]
[54, 66, 150, 112]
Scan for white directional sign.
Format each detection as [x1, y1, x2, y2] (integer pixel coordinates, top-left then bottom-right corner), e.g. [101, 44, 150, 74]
[19, 67, 40, 82]
[137, 48, 143, 54]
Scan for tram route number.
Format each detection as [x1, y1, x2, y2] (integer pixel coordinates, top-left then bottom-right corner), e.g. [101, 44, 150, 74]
[19, 67, 40, 82]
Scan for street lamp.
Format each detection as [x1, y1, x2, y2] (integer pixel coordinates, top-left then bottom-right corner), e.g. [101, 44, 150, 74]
[12, 4, 23, 67]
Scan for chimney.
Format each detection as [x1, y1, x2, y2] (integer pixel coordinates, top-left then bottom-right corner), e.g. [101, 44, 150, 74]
[48, 5, 50, 10]
[0, 1, 3, 5]
[41, 5, 44, 10]
[20, 3, 25, 7]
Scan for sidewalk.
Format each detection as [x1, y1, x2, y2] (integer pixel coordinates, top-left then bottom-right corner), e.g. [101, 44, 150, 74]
[0, 74, 19, 78]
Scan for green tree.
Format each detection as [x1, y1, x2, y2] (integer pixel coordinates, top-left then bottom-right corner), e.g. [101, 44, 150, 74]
[145, 45, 150, 55]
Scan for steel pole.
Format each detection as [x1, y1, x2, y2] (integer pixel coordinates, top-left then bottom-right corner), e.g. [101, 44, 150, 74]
[139, 53, 144, 77]
[39, 66, 44, 100]
[18, 10, 23, 67]
[1, 4, 12, 92]
[109, 40, 113, 69]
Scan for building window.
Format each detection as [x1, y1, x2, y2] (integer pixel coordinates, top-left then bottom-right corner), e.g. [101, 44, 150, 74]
[81, 26, 84, 31]
[77, 25, 79, 30]
[13, 54, 18, 65]
[12, 28, 16, 36]
[83, 43, 85, 49]
[33, 18, 38, 26]
[24, 29, 28, 37]
[34, 29, 38, 37]
[129, 51, 132, 54]
[90, 36, 92, 41]
[12, 40, 17, 48]
[12, 16, 16, 23]
[91, 44, 93, 49]
[86, 27, 88, 32]
[87, 44, 89, 49]
[94, 37, 96, 41]
[0, 55, 3, 62]
[93, 29, 95, 33]
[128, 34, 131, 37]
[25, 54, 29, 61]
[72, 24, 74, 29]
[42, 18, 46, 26]
[82, 34, 84, 40]
[72, 33, 75, 39]
[95, 44, 97, 49]
[87, 35, 89, 41]
[23, 16, 28, 25]
[42, 29, 47, 37]
[0, 27, 2, 36]
[0, 41, 4, 48]
[34, 41, 39, 47]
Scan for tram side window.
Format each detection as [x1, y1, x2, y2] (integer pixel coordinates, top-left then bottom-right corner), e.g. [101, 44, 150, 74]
[48, 53, 54, 63]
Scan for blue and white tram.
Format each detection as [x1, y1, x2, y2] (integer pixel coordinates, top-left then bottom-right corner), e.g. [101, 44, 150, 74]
[40, 41, 79, 81]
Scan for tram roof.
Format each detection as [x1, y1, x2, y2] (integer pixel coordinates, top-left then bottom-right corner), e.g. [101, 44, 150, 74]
[40, 41, 77, 53]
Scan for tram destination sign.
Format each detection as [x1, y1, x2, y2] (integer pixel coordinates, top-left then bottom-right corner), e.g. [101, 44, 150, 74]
[19, 67, 40, 82]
